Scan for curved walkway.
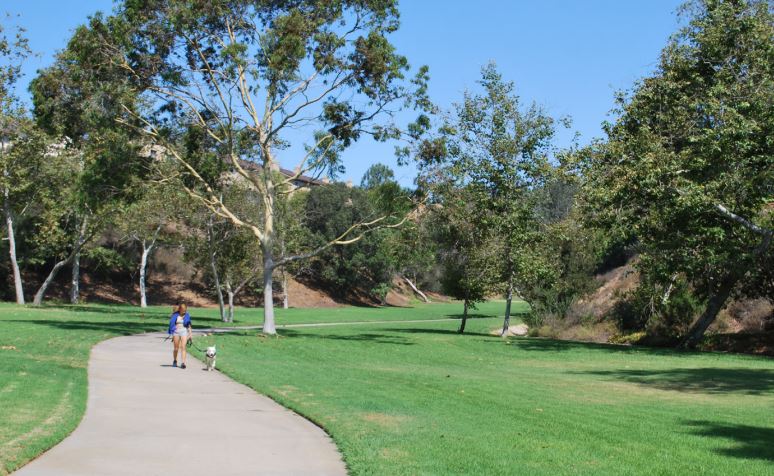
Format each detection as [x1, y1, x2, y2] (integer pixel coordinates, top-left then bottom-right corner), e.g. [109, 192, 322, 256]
[15, 333, 346, 476]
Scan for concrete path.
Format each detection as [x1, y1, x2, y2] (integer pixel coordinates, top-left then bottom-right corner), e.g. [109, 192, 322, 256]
[15, 333, 347, 476]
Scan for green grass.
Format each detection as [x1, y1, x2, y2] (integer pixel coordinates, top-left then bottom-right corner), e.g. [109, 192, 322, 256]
[0, 300, 509, 474]
[2, 301, 772, 475]
[189, 318, 774, 475]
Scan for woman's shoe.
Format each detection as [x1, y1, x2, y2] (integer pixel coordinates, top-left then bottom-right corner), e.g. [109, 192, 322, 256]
[173, 360, 177, 367]
[180, 363, 187, 369]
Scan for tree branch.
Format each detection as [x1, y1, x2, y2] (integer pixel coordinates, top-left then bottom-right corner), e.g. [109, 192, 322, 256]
[715, 203, 773, 237]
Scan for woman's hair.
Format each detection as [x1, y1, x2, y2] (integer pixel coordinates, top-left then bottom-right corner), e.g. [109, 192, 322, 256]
[178, 303, 188, 315]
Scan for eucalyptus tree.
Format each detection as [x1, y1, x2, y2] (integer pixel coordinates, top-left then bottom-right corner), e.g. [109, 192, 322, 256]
[181, 181, 264, 322]
[121, 180, 184, 308]
[582, 0, 773, 347]
[428, 64, 561, 335]
[30, 18, 144, 305]
[0, 19, 34, 303]
[75, 0, 430, 333]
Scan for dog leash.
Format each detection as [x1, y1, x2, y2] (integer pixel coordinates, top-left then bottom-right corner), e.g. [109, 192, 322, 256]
[187, 336, 205, 352]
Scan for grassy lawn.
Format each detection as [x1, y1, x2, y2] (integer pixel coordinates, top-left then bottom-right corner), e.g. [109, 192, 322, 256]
[188, 318, 774, 475]
[2, 301, 772, 475]
[0, 300, 507, 474]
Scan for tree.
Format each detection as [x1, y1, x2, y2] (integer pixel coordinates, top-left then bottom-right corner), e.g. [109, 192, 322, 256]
[431, 186, 497, 333]
[427, 63, 561, 335]
[75, 1, 430, 333]
[582, 0, 773, 347]
[0, 18, 34, 304]
[274, 189, 311, 309]
[30, 17, 144, 305]
[120, 180, 184, 308]
[182, 182, 263, 322]
[360, 163, 396, 190]
[304, 182, 397, 302]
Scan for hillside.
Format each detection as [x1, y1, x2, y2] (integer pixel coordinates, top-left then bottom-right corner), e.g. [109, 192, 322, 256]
[551, 259, 774, 356]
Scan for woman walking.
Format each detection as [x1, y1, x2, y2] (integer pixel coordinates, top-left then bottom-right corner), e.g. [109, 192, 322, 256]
[168, 303, 192, 369]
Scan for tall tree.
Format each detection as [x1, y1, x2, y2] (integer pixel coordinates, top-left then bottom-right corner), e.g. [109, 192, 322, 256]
[431, 185, 497, 333]
[76, 1, 430, 333]
[582, 0, 773, 347]
[30, 17, 144, 305]
[427, 63, 561, 335]
[0, 18, 34, 304]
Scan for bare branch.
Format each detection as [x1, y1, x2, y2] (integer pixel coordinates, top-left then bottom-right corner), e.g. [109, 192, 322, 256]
[715, 203, 773, 236]
[274, 206, 419, 269]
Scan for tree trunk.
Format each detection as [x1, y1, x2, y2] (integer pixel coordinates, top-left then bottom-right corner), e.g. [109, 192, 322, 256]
[4, 191, 24, 304]
[681, 233, 772, 349]
[69, 216, 88, 305]
[403, 275, 429, 303]
[139, 240, 150, 308]
[281, 271, 289, 309]
[262, 242, 277, 335]
[260, 157, 277, 335]
[70, 248, 81, 304]
[458, 299, 469, 334]
[226, 280, 235, 323]
[34, 218, 89, 306]
[501, 282, 514, 337]
[139, 225, 161, 308]
[33, 256, 71, 306]
[210, 251, 225, 321]
[681, 275, 737, 349]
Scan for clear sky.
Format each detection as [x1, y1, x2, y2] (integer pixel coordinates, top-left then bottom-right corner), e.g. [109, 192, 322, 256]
[5, 0, 683, 186]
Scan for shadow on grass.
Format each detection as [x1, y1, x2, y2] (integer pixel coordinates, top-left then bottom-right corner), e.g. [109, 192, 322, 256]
[275, 328, 414, 345]
[384, 327, 492, 337]
[7, 319, 163, 336]
[510, 338, 642, 354]
[442, 313, 508, 320]
[576, 367, 774, 395]
[42, 304, 167, 317]
[684, 420, 774, 462]
[506, 337, 708, 359]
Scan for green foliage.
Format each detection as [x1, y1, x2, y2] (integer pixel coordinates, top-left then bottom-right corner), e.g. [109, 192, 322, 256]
[360, 163, 395, 190]
[304, 183, 396, 300]
[425, 63, 565, 319]
[83, 246, 133, 274]
[581, 0, 774, 329]
[429, 185, 496, 307]
[612, 271, 703, 344]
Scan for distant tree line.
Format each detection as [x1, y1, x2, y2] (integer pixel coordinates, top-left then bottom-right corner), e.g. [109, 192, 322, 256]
[1, 0, 771, 348]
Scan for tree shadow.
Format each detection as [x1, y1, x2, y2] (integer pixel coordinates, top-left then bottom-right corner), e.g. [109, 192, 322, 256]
[574, 368, 774, 395]
[41, 304, 228, 324]
[43, 304, 166, 317]
[504, 337, 705, 358]
[442, 313, 506, 320]
[509, 338, 642, 354]
[7, 319, 163, 336]
[274, 328, 414, 345]
[684, 420, 774, 462]
[384, 327, 492, 337]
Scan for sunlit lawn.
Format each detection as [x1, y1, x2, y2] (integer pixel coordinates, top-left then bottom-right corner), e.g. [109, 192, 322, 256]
[192, 318, 774, 475]
[1, 301, 772, 475]
[0, 300, 508, 474]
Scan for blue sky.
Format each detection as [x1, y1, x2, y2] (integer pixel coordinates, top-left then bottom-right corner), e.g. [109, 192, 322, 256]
[5, 0, 683, 186]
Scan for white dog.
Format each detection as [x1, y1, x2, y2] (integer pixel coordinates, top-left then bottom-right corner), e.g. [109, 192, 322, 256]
[204, 346, 217, 371]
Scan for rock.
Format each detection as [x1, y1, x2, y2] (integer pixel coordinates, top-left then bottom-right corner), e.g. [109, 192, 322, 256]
[509, 324, 529, 336]
[489, 324, 529, 337]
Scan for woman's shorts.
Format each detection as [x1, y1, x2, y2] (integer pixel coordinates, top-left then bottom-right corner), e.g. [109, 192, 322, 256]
[174, 327, 189, 338]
